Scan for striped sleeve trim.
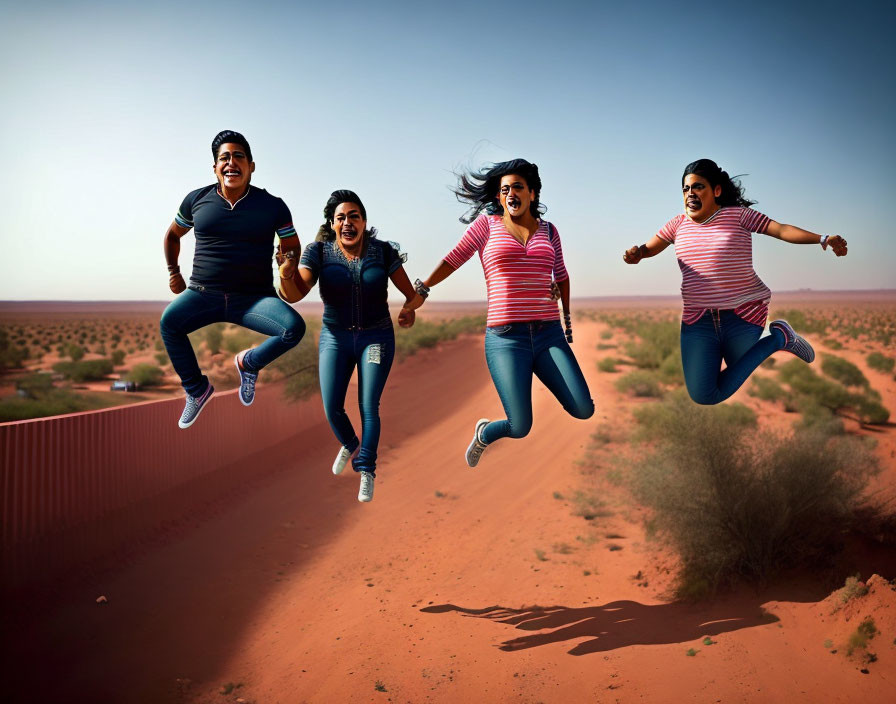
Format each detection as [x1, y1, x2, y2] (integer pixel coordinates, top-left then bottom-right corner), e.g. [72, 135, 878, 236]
[740, 208, 771, 234]
[276, 223, 298, 240]
[174, 211, 193, 229]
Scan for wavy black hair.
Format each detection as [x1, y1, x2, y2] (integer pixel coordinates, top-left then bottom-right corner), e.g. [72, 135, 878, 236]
[452, 158, 546, 224]
[315, 189, 378, 242]
[211, 130, 252, 162]
[682, 158, 756, 208]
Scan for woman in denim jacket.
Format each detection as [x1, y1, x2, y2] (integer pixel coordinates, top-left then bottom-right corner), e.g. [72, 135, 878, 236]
[279, 190, 417, 502]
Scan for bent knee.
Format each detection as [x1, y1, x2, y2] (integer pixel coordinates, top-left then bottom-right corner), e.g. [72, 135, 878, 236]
[507, 420, 532, 439]
[687, 389, 721, 406]
[282, 316, 306, 346]
[569, 399, 595, 420]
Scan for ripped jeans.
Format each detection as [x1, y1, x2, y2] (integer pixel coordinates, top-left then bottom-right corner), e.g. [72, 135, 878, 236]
[318, 322, 395, 476]
[160, 286, 305, 397]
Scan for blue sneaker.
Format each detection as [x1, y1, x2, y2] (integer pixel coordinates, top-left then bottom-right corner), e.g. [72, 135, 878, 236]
[770, 320, 815, 363]
[178, 384, 214, 429]
[235, 350, 258, 406]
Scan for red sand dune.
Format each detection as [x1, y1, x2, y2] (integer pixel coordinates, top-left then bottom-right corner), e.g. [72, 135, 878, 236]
[5, 317, 896, 703]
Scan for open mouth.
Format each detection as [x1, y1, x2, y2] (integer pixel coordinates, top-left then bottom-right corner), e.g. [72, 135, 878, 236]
[223, 169, 242, 179]
[686, 197, 702, 211]
[506, 197, 522, 212]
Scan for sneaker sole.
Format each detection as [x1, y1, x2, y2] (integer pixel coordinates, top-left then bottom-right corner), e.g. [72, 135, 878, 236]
[465, 418, 489, 468]
[177, 387, 215, 429]
[234, 354, 255, 407]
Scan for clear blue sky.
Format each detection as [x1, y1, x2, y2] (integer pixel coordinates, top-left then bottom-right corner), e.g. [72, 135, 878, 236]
[1, 0, 893, 302]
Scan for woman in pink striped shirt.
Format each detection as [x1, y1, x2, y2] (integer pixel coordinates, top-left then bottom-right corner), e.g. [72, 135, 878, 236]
[624, 158, 847, 405]
[405, 159, 594, 467]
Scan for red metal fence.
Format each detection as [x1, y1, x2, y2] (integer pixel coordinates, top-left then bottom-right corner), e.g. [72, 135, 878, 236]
[1, 385, 319, 592]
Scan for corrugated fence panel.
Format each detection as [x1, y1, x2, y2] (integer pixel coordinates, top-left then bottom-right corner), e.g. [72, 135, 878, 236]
[1, 384, 319, 591]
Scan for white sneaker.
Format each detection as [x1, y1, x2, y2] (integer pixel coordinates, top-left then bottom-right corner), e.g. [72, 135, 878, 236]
[358, 472, 374, 502]
[332, 446, 357, 475]
[465, 418, 490, 468]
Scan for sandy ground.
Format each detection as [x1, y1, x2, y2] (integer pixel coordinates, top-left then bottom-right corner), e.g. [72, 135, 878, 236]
[5, 315, 896, 703]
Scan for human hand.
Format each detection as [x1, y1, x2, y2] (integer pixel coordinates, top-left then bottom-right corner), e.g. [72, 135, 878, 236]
[828, 235, 848, 257]
[406, 293, 426, 311]
[623, 245, 643, 264]
[398, 307, 416, 328]
[169, 272, 186, 294]
[279, 258, 298, 279]
[549, 281, 561, 300]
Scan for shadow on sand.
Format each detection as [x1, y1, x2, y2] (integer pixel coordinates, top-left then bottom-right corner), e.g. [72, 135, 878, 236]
[422, 599, 779, 655]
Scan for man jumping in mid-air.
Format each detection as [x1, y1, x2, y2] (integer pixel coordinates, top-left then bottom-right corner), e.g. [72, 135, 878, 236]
[160, 130, 305, 428]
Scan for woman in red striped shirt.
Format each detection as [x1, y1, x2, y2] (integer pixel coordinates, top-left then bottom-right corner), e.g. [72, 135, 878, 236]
[405, 159, 594, 467]
[624, 158, 847, 405]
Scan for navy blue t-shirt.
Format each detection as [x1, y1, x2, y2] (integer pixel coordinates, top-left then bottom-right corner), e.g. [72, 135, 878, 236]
[300, 238, 405, 329]
[175, 184, 298, 294]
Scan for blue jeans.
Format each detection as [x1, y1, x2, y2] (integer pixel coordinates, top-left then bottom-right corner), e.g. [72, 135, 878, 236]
[160, 286, 306, 397]
[482, 320, 594, 444]
[318, 323, 395, 476]
[680, 309, 785, 405]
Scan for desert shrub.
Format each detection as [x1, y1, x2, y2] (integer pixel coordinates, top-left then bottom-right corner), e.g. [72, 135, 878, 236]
[615, 370, 664, 397]
[125, 364, 165, 387]
[778, 359, 889, 425]
[204, 324, 224, 354]
[772, 309, 828, 335]
[0, 328, 29, 370]
[52, 359, 114, 382]
[821, 354, 868, 388]
[837, 575, 869, 604]
[793, 397, 846, 435]
[155, 351, 169, 366]
[822, 338, 844, 350]
[600, 329, 613, 340]
[597, 357, 618, 373]
[111, 349, 126, 366]
[0, 391, 91, 422]
[15, 373, 55, 398]
[395, 315, 485, 360]
[624, 320, 679, 369]
[847, 617, 877, 655]
[629, 393, 878, 598]
[760, 357, 776, 369]
[748, 376, 788, 402]
[223, 326, 265, 355]
[657, 352, 684, 385]
[269, 325, 321, 401]
[67, 344, 85, 361]
[866, 352, 895, 373]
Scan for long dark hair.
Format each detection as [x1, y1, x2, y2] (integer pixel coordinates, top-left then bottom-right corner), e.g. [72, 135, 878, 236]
[315, 189, 378, 242]
[682, 159, 755, 208]
[452, 158, 546, 224]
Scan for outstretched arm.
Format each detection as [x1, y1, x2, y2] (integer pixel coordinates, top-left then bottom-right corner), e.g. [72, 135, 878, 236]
[404, 260, 456, 311]
[623, 235, 670, 264]
[164, 220, 191, 293]
[764, 220, 848, 256]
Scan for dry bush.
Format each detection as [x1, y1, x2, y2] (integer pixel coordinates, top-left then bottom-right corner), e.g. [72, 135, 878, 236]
[866, 352, 895, 374]
[821, 354, 868, 388]
[748, 376, 788, 402]
[615, 370, 664, 397]
[630, 392, 880, 599]
[125, 363, 165, 387]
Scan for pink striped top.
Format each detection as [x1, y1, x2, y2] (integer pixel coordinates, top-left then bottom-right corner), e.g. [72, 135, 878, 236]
[657, 206, 772, 326]
[444, 214, 568, 326]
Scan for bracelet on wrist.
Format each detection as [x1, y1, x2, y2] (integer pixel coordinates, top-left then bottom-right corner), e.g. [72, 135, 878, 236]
[167, 265, 180, 274]
[820, 234, 829, 251]
[414, 278, 430, 299]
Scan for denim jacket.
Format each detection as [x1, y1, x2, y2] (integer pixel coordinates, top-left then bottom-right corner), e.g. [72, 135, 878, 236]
[300, 238, 405, 330]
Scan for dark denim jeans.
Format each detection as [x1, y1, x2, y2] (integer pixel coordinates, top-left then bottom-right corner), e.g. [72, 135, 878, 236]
[318, 322, 395, 476]
[680, 309, 784, 405]
[160, 286, 305, 397]
[482, 320, 594, 444]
